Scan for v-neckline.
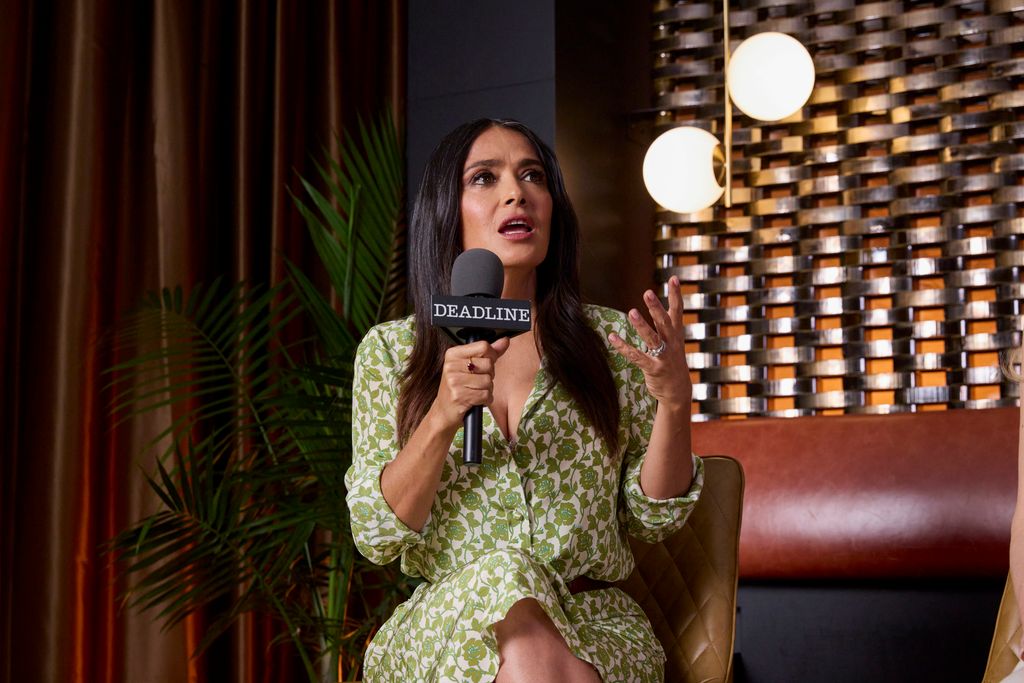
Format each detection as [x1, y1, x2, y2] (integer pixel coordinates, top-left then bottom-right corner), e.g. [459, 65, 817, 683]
[485, 357, 549, 447]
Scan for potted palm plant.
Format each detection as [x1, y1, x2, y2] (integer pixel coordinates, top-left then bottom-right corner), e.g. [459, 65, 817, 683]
[106, 111, 413, 682]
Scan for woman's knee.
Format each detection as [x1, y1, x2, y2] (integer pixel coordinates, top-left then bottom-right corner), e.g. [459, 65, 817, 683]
[494, 600, 602, 682]
[494, 598, 557, 645]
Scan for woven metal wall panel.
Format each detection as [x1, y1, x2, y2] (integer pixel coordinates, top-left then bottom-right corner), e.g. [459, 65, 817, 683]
[650, 0, 1024, 420]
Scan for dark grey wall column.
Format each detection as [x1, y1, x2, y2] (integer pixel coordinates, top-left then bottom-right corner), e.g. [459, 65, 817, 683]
[406, 1, 556, 199]
[555, 0, 653, 311]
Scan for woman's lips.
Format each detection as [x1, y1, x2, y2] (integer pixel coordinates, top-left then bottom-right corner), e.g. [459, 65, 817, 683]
[498, 227, 534, 241]
[498, 216, 534, 240]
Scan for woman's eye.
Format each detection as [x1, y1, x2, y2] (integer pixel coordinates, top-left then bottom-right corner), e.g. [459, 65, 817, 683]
[523, 169, 546, 183]
[469, 171, 495, 185]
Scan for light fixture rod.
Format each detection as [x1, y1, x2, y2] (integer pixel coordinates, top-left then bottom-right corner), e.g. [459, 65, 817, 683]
[723, 0, 732, 208]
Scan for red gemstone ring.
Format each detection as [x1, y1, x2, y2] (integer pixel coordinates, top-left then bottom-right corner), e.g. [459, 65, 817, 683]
[467, 360, 477, 373]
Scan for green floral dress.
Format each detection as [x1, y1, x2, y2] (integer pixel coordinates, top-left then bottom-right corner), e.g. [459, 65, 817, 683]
[345, 305, 705, 683]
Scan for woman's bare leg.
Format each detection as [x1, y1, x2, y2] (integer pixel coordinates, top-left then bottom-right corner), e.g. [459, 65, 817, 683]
[493, 598, 602, 683]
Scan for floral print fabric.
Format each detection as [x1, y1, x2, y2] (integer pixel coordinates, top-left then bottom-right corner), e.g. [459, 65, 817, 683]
[345, 305, 704, 682]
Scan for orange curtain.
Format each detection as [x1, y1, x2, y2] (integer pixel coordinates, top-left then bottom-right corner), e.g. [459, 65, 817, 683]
[0, 1, 405, 681]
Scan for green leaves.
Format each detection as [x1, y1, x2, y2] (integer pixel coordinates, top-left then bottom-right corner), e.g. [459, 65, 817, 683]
[290, 111, 406, 345]
[107, 279, 300, 460]
[106, 110, 407, 682]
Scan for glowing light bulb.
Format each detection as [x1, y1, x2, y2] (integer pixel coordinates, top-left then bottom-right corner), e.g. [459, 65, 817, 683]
[642, 127, 725, 214]
[728, 32, 815, 122]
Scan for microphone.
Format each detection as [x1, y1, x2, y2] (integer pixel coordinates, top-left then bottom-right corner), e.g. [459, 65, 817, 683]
[431, 249, 532, 464]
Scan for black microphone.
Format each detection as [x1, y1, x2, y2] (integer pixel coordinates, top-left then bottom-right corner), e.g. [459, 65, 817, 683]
[431, 249, 532, 464]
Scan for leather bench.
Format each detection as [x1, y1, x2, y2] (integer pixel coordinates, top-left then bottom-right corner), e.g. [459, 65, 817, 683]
[693, 407, 1018, 580]
[691, 407, 1018, 681]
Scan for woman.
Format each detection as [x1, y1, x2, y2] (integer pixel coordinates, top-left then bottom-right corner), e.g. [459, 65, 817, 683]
[1001, 340, 1024, 682]
[345, 118, 704, 683]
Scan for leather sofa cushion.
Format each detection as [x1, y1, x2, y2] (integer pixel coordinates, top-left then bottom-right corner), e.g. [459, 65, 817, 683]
[693, 407, 1017, 579]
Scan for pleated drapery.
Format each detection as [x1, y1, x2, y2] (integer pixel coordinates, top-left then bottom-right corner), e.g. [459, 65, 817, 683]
[0, 2, 405, 681]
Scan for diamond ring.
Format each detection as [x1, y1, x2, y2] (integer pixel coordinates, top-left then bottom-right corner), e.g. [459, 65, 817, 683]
[646, 339, 667, 358]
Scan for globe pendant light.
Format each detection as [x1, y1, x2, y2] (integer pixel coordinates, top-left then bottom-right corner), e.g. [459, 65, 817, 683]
[643, 127, 725, 215]
[727, 32, 816, 122]
[642, 1, 815, 214]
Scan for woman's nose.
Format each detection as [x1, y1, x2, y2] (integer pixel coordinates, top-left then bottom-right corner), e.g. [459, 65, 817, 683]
[504, 188, 525, 206]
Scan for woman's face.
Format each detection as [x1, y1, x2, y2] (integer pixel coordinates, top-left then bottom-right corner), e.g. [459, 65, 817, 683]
[460, 126, 552, 273]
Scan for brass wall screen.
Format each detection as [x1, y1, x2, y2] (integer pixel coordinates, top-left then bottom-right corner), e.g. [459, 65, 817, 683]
[651, 0, 1024, 420]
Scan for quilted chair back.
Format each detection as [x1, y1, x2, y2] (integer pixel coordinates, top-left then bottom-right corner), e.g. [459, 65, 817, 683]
[984, 576, 1023, 682]
[620, 455, 745, 683]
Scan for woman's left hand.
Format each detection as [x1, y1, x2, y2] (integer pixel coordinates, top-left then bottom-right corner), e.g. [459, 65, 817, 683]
[608, 275, 692, 412]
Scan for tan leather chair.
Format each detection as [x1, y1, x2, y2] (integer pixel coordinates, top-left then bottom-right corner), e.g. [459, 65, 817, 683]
[620, 455, 745, 683]
[984, 575, 1023, 682]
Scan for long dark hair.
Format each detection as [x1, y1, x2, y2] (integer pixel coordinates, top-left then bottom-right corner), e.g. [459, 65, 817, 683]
[396, 118, 620, 452]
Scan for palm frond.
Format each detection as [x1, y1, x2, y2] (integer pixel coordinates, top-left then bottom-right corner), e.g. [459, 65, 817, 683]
[108, 109, 409, 683]
[282, 258, 356, 359]
[290, 110, 406, 339]
[105, 280, 298, 461]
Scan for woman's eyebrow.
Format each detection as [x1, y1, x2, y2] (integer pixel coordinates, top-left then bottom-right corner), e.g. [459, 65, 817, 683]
[463, 157, 544, 173]
[463, 159, 500, 172]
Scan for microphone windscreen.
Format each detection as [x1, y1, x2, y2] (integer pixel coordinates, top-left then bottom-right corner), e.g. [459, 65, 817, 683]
[451, 248, 504, 298]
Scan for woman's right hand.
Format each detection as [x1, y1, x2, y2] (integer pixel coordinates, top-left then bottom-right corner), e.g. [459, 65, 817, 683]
[429, 337, 511, 430]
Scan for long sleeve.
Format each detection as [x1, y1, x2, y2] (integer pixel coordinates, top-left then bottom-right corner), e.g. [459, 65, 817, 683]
[617, 323, 704, 543]
[344, 324, 428, 566]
